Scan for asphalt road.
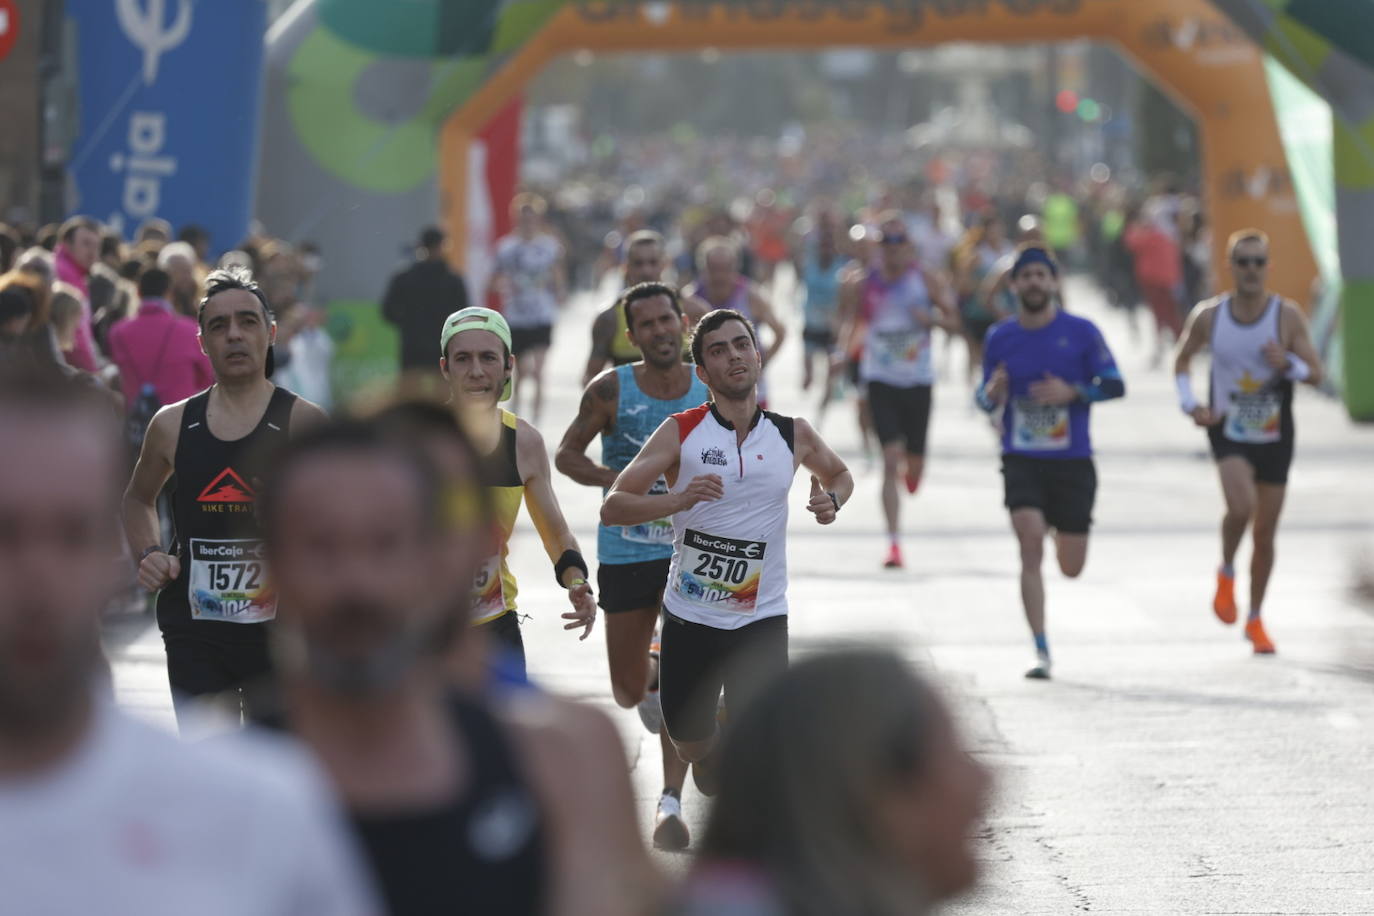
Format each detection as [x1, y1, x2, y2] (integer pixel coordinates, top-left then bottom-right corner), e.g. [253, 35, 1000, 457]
[107, 274, 1374, 914]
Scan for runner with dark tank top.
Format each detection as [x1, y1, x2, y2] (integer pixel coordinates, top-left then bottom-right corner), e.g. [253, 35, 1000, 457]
[265, 414, 663, 916]
[124, 267, 327, 728]
[1174, 229, 1324, 655]
[558, 282, 709, 850]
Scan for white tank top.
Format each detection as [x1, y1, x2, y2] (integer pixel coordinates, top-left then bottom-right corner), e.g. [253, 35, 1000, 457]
[1209, 294, 1290, 445]
[859, 267, 935, 387]
[663, 403, 796, 630]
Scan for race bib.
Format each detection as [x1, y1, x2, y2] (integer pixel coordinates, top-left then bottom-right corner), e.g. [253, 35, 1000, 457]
[874, 329, 924, 368]
[187, 539, 276, 624]
[1012, 400, 1070, 451]
[471, 554, 507, 623]
[1225, 390, 1282, 444]
[673, 529, 767, 614]
[621, 477, 675, 545]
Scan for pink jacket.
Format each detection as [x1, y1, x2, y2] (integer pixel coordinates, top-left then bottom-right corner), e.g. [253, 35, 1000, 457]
[108, 299, 213, 410]
[54, 244, 99, 372]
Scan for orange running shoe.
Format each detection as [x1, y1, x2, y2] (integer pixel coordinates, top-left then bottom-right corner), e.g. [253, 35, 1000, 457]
[1212, 570, 1238, 625]
[1244, 618, 1276, 655]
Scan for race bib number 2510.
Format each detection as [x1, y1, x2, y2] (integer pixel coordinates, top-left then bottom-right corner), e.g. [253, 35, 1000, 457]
[674, 529, 767, 614]
[187, 539, 276, 624]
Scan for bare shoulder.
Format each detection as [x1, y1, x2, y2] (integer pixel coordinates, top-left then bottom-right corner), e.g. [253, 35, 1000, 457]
[496, 692, 628, 801]
[588, 366, 620, 403]
[290, 397, 330, 430]
[514, 416, 550, 463]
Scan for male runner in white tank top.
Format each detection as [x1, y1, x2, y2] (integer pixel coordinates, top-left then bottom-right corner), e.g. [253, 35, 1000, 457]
[601, 308, 852, 793]
[1174, 229, 1324, 655]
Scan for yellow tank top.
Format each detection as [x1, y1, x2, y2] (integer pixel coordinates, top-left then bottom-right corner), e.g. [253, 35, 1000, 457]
[472, 409, 524, 624]
[609, 304, 641, 365]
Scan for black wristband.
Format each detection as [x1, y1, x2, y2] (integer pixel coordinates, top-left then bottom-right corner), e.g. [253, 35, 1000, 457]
[140, 545, 163, 561]
[554, 549, 589, 586]
[828, 491, 840, 513]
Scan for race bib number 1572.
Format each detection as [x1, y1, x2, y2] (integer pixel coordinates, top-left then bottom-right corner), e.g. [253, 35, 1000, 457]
[187, 539, 276, 624]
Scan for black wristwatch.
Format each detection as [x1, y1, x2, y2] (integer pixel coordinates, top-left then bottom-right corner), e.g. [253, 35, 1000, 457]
[827, 491, 840, 513]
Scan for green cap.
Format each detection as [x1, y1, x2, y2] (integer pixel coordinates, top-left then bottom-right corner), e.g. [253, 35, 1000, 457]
[440, 307, 513, 401]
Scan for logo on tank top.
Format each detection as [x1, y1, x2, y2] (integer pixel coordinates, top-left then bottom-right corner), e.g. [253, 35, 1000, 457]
[197, 468, 254, 511]
[700, 446, 728, 467]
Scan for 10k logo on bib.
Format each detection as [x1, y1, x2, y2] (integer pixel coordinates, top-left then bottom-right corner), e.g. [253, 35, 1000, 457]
[1225, 390, 1282, 444]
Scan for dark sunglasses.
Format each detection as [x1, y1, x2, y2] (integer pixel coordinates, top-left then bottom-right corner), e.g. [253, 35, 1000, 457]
[1233, 256, 1268, 268]
[880, 235, 909, 246]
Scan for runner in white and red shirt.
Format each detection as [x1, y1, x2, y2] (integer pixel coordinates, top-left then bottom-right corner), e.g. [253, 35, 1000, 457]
[601, 308, 853, 794]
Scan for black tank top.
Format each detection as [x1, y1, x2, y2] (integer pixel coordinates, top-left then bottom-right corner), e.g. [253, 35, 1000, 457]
[352, 696, 548, 916]
[157, 386, 297, 644]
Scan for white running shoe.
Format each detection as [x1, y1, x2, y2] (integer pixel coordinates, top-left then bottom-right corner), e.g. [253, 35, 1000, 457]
[637, 689, 664, 735]
[652, 792, 690, 851]
[1025, 650, 1052, 680]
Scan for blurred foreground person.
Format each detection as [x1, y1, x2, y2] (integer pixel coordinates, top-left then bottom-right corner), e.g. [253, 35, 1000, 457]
[263, 416, 662, 916]
[676, 649, 989, 916]
[0, 366, 377, 915]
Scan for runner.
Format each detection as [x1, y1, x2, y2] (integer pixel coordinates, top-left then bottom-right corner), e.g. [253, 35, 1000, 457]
[582, 230, 707, 387]
[123, 266, 327, 728]
[976, 246, 1124, 679]
[556, 282, 710, 850]
[259, 417, 662, 916]
[683, 236, 786, 405]
[0, 366, 377, 916]
[491, 192, 567, 422]
[838, 213, 959, 569]
[952, 212, 1014, 387]
[794, 209, 846, 422]
[1173, 229, 1324, 655]
[601, 307, 853, 789]
[440, 306, 596, 679]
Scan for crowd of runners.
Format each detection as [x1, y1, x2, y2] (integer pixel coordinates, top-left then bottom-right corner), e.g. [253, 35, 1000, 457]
[0, 167, 1327, 914]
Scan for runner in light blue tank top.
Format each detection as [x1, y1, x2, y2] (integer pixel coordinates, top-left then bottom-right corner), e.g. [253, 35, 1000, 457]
[599, 363, 709, 564]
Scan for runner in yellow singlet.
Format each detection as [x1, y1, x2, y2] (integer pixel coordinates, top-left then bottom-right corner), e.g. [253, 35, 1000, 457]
[441, 307, 597, 679]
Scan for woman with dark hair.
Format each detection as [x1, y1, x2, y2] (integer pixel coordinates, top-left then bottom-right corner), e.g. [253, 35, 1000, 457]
[679, 649, 990, 916]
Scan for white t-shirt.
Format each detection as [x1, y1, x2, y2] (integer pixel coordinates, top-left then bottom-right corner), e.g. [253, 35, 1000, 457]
[0, 703, 379, 916]
[494, 233, 562, 328]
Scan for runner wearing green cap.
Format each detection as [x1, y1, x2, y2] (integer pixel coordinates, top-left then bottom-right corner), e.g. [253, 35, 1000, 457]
[440, 307, 596, 678]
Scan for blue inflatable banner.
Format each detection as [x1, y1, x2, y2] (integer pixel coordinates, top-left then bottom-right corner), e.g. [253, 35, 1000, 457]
[65, 0, 266, 253]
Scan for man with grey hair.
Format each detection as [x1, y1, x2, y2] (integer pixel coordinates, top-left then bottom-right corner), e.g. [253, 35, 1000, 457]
[157, 240, 203, 317]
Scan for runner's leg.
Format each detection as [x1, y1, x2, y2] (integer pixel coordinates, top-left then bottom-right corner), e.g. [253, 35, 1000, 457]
[1011, 508, 1048, 640]
[1217, 456, 1256, 570]
[604, 607, 659, 709]
[1249, 482, 1287, 616]
[1054, 533, 1088, 578]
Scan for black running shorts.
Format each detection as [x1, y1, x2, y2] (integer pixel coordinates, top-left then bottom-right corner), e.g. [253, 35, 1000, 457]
[597, 558, 671, 614]
[802, 326, 835, 353]
[658, 610, 788, 745]
[1207, 425, 1293, 486]
[1001, 454, 1097, 534]
[867, 381, 933, 452]
[509, 324, 553, 357]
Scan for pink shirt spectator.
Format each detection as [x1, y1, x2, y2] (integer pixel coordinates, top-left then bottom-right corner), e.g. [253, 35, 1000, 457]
[54, 243, 99, 372]
[108, 299, 213, 410]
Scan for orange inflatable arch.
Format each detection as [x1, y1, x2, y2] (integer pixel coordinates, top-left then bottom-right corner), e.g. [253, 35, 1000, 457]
[439, 0, 1315, 305]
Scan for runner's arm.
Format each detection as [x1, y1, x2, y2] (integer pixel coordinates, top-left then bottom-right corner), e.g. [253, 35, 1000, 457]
[555, 370, 620, 488]
[978, 267, 1013, 320]
[749, 289, 787, 370]
[926, 270, 962, 332]
[1074, 324, 1125, 403]
[123, 406, 180, 588]
[1277, 301, 1325, 388]
[1173, 302, 1216, 423]
[681, 293, 710, 329]
[582, 307, 617, 388]
[517, 422, 586, 582]
[601, 420, 697, 527]
[795, 418, 853, 523]
[835, 275, 863, 360]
